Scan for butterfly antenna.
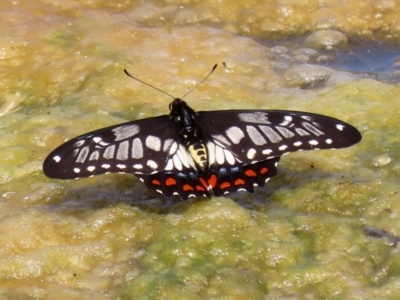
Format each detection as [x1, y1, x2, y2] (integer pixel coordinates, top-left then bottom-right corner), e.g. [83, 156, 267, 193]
[124, 69, 176, 100]
[180, 64, 217, 100]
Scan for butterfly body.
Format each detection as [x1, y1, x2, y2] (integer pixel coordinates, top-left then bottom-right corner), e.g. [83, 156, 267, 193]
[43, 96, 361, 200]
[170, 99, 209, 171]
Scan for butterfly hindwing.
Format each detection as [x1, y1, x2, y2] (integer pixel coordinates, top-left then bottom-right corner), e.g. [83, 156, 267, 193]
[136, 169, 210, 199]
[208, 157, 280, 196]
[136, 157, 280, 199]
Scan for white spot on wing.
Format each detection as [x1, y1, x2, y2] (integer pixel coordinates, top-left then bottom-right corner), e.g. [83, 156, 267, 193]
[259, 125, 282, 143]
[103, 145, 115, 159]
[131, 138, 143, 159]
[276, 126, 295, 138]
[117, 164, 126, 169]
[87, 166, 95, 172]
[177, 148, 192, 168]
[224, 149, 236, 165]
[262, 149, 272, 155]
[309, 140, 319, 145]
[163, 139, 173, 152]
[147, 160, 158, 169]
[76, 146, 89, 163]
[112, 124, 139, 141]
[116, 140, 129, 160]
[226, 126, 245, 144]
[165, 159, 173, 171]
[215, 145, 224, 164]
[295, 128, 310, 136]
[246, 125, 267, 145]
[238, 112, 271, 124]
[279, 115, 293, 126]
[279, 145, 288, 151]
[92, 137, 102, 143]
[207, 142, 216, 165]
[89, 151, 99, 161]
[53, 155, 61, 163]
[133, 164, 143, 169]
[73, 167, 80, 173]
[146, 135, 161, 152]
[285, 115, 293, 122]
[247, 148, 256, 159]
[303, 122, 324, 136]
[173, 154, 183, 170]
[294, 141, 302, 147]
[102, 164, 110, 169]
[169, 142, 178, 155]
[325, 138, 332, 144]
[336, 124, 344, 131]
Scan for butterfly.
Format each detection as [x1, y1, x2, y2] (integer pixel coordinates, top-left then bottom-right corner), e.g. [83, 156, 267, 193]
[43, 66, 362, 199]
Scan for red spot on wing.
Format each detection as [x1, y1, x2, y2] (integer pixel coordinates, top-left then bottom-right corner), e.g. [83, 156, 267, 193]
[245, 169, 257, 177]
[196, 185, 206, 191]
[234, 178, 245, 186]
[260, 167, 268, 174]
[152, 179, 161, 186]
[208, 174, 217, 188]
[183, 184, 194, 191]
[220, 182, 231, 189]
[166, 178, 176, 186]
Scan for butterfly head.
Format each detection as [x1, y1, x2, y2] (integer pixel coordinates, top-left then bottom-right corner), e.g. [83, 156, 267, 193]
[169, 98, 198, 136]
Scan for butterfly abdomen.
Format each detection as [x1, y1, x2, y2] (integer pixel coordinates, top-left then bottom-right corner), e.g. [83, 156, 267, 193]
[188, 142, 208, 170]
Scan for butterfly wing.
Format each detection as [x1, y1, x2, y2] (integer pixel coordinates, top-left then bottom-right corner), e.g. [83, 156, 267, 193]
[195, 110, 361, 196]
[43, 116, 190, 178]
[43, 115, 214, 199]
[135, 170, 211, 199]
[197, 109, 361, 166]
[43, 108, 361, 200]
[136, 156, 281, 198]
[207, 157, 280, 197]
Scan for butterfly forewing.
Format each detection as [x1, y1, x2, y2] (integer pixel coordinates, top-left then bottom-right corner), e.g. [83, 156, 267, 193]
[43, 115, 195, 179]
[197, 110, 361, 167]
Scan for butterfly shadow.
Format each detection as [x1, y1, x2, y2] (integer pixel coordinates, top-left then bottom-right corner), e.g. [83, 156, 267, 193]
[52, 174, 209, 215]
[52, 163, 356, 216]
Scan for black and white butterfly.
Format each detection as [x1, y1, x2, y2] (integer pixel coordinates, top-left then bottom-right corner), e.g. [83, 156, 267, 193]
[43, 66, 361, 199]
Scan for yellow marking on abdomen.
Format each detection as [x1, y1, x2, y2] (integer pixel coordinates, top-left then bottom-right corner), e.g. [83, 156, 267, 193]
[188, 143, 207, 170]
